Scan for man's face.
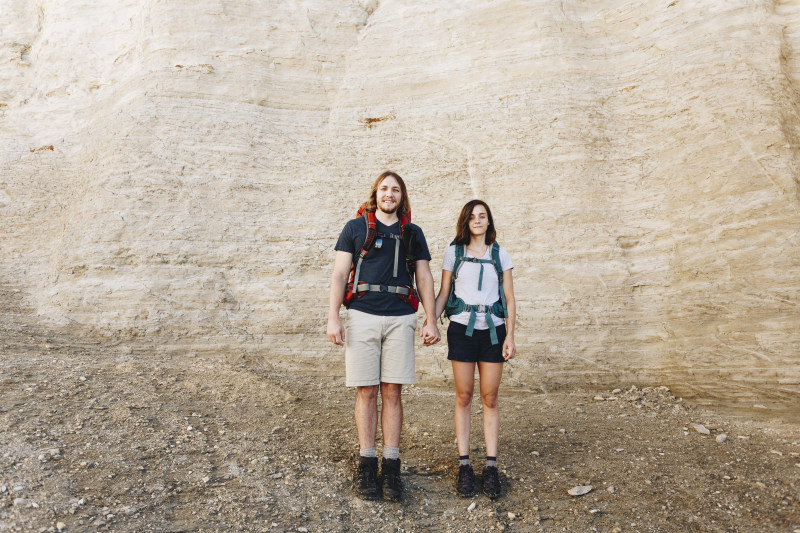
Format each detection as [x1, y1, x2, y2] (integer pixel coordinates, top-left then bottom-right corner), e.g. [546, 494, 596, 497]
[376, 176, 402, 215]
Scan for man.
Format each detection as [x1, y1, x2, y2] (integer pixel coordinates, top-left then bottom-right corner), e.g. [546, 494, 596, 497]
[327, 170, 440, 501]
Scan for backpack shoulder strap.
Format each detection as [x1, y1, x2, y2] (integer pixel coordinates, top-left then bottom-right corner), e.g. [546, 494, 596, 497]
[490, 242, 503, 280]
[491, 242, 508, 316]
[351, 211, 377, 291]
[451, 241, 467, 280]
[358, 211, 377, 254]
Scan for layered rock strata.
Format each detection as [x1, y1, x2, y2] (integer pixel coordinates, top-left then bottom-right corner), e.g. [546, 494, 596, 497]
[2, 0, 799, 412]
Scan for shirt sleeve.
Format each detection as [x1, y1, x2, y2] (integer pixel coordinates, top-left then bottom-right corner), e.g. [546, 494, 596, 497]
[334, 220, 357, 255]
[442, 244, 456, 272]
[411, 225, 432, 262]
[499, 246, 513, 272]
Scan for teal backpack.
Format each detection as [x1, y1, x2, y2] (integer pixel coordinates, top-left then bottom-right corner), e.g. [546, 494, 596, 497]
[444, 241, 508, 345]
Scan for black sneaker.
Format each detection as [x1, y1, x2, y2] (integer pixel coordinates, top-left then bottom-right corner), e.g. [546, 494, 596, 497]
[381, 458, 403, 501]
[482, 466, 501, 499]
[354, 457, 380, 500]
[456, 464, 477, 497]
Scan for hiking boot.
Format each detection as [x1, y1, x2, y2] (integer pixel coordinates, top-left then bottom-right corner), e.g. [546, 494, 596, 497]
[456, 464, 477, 497]
[482, 465, 501, 499]
[381, 458, 403, 501]
[354, 457, 380, 500]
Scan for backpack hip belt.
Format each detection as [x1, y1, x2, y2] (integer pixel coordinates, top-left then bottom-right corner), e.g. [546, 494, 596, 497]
[355, 283, 411, 296]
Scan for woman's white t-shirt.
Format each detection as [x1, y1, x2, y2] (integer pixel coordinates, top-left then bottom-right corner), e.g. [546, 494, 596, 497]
[442, 244, 513, 329]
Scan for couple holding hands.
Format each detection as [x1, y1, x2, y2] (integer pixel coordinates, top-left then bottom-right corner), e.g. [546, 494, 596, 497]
[327, 171, 516, 501]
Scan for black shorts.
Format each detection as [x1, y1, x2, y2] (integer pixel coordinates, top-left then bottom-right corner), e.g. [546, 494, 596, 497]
[447, 321, 506, 363]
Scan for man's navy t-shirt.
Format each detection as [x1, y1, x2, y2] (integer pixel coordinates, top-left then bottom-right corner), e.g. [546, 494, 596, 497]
[335, 216, 431, 316]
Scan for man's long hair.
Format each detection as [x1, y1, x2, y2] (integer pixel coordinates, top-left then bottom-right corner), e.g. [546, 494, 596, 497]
[365, 171, 410, 217]
[454, 199, 496, 245]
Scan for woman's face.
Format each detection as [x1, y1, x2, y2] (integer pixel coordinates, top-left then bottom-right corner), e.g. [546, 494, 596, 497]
[469, 204, 489, 238]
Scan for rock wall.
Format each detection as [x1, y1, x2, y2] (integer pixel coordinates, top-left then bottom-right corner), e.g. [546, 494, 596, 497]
[2, 0, 799, 412]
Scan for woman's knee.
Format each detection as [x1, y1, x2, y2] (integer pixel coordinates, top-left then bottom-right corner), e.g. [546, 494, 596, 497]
[481, 390, 498, 409]
[455, 388, 474, 408]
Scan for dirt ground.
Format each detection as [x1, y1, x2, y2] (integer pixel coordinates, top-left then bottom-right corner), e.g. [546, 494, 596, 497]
[2, 306, 799, 532]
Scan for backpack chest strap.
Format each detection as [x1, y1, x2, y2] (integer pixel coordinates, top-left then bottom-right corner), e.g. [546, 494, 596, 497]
[460, 257, 495, 291]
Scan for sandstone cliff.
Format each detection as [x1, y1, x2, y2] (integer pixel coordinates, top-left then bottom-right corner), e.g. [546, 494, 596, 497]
[2, 0, 799, 412]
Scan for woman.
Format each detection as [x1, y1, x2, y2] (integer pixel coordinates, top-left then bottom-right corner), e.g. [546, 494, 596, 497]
[433, 199, 516, 499]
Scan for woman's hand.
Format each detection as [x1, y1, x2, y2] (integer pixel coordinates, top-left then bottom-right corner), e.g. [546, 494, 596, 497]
[502, 336, 516, 360]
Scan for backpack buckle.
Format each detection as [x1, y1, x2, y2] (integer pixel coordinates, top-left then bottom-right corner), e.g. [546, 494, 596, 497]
[380, 285, 388, 292]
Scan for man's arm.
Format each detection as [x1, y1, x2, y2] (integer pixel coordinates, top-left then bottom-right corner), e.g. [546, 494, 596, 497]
[415, 259, 441, 346]
[327, 250, 353, 345]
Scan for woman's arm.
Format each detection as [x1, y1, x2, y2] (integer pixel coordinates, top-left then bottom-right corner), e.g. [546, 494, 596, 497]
[502, 269, 516, 359]
[433, 269, 453, 322]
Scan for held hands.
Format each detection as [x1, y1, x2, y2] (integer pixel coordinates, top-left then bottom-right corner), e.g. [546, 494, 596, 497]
[502, 336, 516, 360]
[420, 319, 441, 346]
[327, 316, 345, 346]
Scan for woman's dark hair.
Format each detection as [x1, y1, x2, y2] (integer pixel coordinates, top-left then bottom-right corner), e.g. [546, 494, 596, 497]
[364, 171, 410, 217]
[454, 199, 496, 245]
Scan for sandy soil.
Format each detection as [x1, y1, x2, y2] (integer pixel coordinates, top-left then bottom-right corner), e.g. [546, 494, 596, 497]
[1, 300, 799, 532]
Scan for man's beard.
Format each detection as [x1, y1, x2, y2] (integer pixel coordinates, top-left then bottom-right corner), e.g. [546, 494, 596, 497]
[378, 202, 398, 215]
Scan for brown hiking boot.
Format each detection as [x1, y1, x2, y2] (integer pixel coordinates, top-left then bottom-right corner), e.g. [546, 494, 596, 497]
[381, 458, 403, 501]
[353, 457, 380, 500]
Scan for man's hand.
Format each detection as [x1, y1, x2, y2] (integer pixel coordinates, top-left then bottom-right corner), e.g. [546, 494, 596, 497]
[327, 316, 345, 346]
[420, 320, 440, 346]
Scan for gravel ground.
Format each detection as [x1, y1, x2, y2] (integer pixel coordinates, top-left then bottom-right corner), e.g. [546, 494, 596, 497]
[2, 293, 799, 532]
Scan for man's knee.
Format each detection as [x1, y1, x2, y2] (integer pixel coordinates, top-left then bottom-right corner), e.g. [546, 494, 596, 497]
[380, 382, 403, 403]
[357, 385, 379, 402]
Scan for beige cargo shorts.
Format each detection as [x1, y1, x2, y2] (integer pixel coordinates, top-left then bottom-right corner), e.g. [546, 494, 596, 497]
[344, 309, 417, 387]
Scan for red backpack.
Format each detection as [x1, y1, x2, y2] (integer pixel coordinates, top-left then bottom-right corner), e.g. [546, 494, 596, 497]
[343, 204, 420, 311]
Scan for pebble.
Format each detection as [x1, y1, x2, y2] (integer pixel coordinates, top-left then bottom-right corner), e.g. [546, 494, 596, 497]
[14, 485, 24, 492]
[298, 528, 308, 532]
[202, 476, 210, 484]
[0, 486, 6, 493]
[13, 498, 27, 507]
[507, 512, 515, 519]
[593, 396, 605, 401]
[689, 423, 710, 435]
[468, 502, 476, 511]
[607, 486, 616, 494]
[770, 450, 783, 456]
[56, 523, 66, 531]
[716, 434, 727, 443]
[568, 485, 593, 496]
[612, 388, 622, 394]
[79, 376, 87, 382]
